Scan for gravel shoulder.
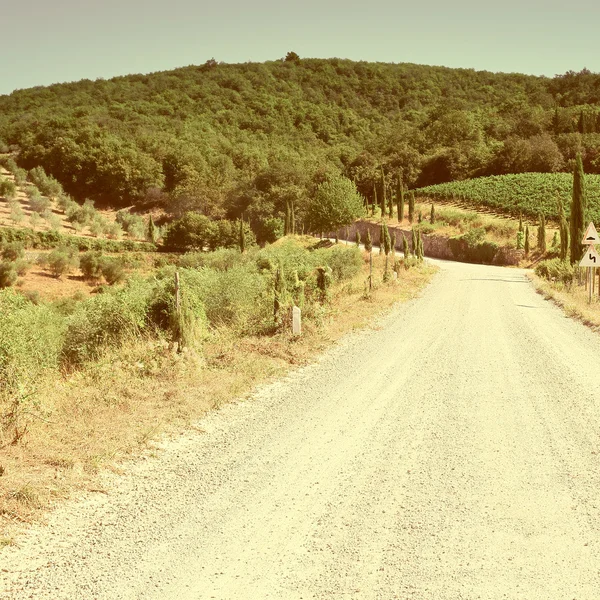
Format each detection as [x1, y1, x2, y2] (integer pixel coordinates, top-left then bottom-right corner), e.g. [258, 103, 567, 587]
[3, 259, 600, 599]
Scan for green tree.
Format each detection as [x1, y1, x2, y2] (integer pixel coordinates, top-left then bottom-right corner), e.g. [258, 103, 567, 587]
[558, 196, 569, 261]
[355, 230, 361, 247]
[146, 215, 158, 243]
[308, 176, 364, 234]
[569, 153, 586, 264]
[525, 225, 530, 255]
[402, 233, 409, 257]
[408, 191, 415, 223]
[397, 176, 404, 223]
[537, 213, 546, 253]
[430, 204, 436, 224]
[239, 218, 246, 253]
[364, 229, 372, 252]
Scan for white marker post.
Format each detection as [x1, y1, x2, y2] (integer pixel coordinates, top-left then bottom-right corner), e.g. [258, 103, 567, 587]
[292, 306, 302, 336]
[580, 224, 599, 304]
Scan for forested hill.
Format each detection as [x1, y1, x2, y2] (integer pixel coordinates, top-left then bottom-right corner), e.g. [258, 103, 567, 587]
[0, 56, 599, 225]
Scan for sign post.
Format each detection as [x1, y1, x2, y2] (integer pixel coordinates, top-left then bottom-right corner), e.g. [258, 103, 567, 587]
[580, 223, 600, 303]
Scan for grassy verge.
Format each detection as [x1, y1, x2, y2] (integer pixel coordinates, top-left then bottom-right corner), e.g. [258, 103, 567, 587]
[0, 251, 437, 540]
[529, 272, 600, 330]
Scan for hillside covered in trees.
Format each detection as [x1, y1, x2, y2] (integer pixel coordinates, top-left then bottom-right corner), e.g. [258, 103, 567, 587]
[1, 55, 599, 235]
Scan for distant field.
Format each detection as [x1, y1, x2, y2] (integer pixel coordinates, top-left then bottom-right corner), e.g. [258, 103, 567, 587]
[415, 173, 600, 222]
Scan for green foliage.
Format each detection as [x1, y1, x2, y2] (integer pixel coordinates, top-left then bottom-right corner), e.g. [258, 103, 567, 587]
[535, 258, 574, 285]
[100, 257, 127, 285]
[430, 204, 435, 224]
[355, 230, 361, 247]
[408, 192, 415, 223]
[382, 221, 391, 255]
[525, 225, 530, 255]
[449, 228, 499, 264]
[308, 176, 364, 233]
[516, 230, 524, 250]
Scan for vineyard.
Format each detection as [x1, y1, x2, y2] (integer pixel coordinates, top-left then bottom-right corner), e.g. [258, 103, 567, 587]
[415, 173, 600, 223]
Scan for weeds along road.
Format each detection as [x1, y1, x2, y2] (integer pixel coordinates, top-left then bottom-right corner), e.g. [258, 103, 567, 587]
[4, 259, 600, 599]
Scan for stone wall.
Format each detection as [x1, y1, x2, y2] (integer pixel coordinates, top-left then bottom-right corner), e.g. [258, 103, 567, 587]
[331, 220, 523, 266]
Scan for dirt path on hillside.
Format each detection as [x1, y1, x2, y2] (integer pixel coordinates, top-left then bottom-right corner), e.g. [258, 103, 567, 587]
[3, 259, 600, 599]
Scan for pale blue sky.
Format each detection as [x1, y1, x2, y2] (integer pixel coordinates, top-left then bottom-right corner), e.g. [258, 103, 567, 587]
[1, 0, 599, 95]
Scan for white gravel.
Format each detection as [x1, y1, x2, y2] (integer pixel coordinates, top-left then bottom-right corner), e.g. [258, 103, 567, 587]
[3, 259, 600, 599]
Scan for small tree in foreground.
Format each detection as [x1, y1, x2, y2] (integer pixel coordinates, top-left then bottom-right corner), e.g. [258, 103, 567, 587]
[307, 176, 364, 235]
[569, 153, 586, 264]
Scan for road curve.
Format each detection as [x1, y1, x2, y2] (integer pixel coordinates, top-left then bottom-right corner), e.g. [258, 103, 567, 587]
[3, 259, 600, 599]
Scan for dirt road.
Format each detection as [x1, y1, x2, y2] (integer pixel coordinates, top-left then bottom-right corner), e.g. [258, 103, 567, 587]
[3, 259, 600, 599]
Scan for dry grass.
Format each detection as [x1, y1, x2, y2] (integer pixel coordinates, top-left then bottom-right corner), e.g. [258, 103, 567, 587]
[529, 272, 600, 331]
[0, 252, 437, 540]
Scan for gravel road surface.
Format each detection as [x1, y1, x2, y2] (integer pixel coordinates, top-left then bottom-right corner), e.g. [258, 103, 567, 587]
[3, 259, 600, 599]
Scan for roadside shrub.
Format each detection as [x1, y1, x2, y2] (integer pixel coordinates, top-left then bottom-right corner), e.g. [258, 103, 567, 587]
[0, 289, 67, 391]
[62, 278, 153, 366]
[255, 217, 284, 245]
[449, 228, 499, 264]
[535, 259, 574, 285]
[47, 246, 79, 278]
[313, 245, 362, 282]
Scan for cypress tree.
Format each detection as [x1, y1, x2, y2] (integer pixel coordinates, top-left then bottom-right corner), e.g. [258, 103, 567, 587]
[402, 233, 409, 257]
[411, 227, 417, 255]
[408, 192, 415, 223]
[557, 195, 568, 261]
[430, 204, 435, 224]
[365, 229, 372, 253]
[239, 218, 245, 253]
[373, 184, 378, 217]
[417, 229, 424, 260]
[518, 215, 523, 233]
[570, 153, 586, 264]
[284, 200, 290, 235]
[537, 213, 546, 253]
[147, 215, 157, 243]
[355, 230, 361, 247]
[379, 224, 384, 254]
[417, 210, 423, 224]
[382, 221, 391, 255]
[525, 225, 530, 255]
[390, 231, 396, 257]
[397, 176, 405, 223]
[380, 165, 387, 218]
[290, 200, 296, 234]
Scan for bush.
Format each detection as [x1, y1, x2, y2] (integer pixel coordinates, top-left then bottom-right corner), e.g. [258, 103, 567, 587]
[100, 257, 127, 285]
[47, 246, 79, 278]
[0, 177, 17, 199]
[62, 278, 153, 366]
[449, 228, 499, 264]
[28, 166, 63, 197]
[0, 261, 17, 288]
[0, 290, 67, 391]
[1, 242, 24, 261]
[313, 245, 362, 282]
[29, 192, 51, 214]
[535, 258, 574, 285]
[79, 251, 104, 281]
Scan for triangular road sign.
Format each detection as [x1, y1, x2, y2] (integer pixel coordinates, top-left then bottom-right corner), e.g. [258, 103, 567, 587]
[582, 222, 600, 245]
[580, 245, 600, 267]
